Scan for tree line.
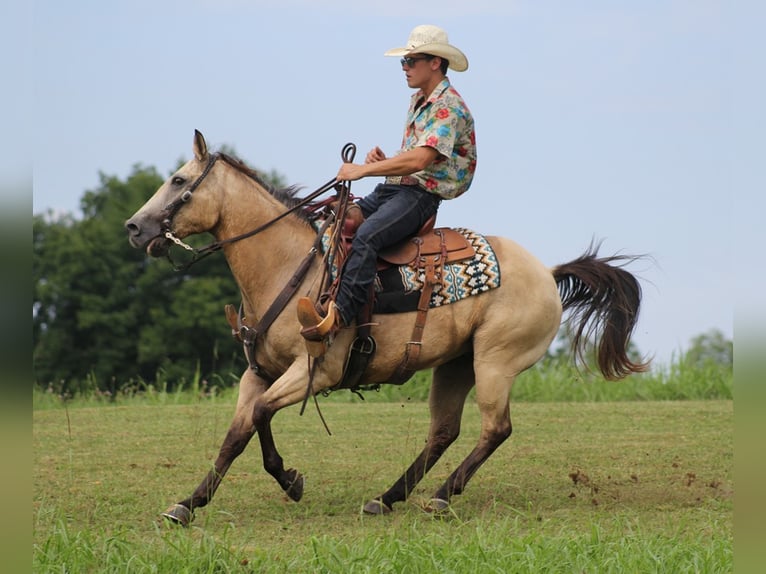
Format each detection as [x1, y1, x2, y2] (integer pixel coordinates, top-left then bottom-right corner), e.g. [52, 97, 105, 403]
[33, 160, 731, 395]
[33, 163, 252, 395]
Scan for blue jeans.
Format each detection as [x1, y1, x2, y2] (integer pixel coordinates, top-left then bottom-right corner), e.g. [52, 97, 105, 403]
[334, 183, 441, 325]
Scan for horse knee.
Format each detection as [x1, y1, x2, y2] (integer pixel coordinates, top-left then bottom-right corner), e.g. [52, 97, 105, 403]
[219, 428, 252, 459]
[484, 420, 512, 449]
[251, 400, 272, 428]
[495, 421, 512, 444]
[431, 424, 461, 450]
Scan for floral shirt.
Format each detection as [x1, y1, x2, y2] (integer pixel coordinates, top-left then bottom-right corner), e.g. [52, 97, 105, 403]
[388, 78, 477, 200]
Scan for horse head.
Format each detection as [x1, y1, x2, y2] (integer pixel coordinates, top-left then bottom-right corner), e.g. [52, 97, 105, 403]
[125, 130, 222, 257]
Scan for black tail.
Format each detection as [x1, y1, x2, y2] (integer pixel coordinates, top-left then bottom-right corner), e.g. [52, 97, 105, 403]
[553, 242, 650, 380]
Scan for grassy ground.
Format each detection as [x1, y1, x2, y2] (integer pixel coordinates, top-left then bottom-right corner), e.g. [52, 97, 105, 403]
[33, 396, 732, 572]
[32, 355, 733, 410]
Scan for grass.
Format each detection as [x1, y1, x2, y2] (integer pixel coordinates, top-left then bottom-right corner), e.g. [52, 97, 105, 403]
[33, 394, 733, 572]
[32, 355, 732, 410]
[35, 517, 730, 573]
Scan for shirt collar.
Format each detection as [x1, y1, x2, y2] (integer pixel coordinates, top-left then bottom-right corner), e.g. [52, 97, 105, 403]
[412, 78, 451, 107]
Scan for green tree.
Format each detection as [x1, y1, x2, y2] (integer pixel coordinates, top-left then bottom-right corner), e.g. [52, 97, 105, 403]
[684, 328, 733, 368]
[36, 166, 154, 392]
[33, 162, 260, 394]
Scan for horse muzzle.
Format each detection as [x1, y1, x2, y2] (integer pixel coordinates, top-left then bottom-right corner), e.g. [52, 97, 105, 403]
[125, 216, 169, 257]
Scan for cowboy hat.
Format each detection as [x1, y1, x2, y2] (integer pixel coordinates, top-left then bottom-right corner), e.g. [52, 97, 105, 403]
[384, 24, 468, 72]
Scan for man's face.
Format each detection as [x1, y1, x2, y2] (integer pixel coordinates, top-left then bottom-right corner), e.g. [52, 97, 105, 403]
[401, 54, 438, 90]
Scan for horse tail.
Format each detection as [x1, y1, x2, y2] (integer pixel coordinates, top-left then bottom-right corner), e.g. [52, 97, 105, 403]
[552, 242, 650, 380]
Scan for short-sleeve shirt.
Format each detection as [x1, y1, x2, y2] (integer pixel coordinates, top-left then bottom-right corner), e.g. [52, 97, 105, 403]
[388, 78, 477, 200]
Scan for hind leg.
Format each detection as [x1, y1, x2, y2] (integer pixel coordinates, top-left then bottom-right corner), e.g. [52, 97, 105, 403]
[424, 277, 560, 513]
[363, 354, 475, 514]
[427, 356, 516, 513]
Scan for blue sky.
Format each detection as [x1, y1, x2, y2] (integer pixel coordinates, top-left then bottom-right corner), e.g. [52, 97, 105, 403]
[21, 0, 760, 366]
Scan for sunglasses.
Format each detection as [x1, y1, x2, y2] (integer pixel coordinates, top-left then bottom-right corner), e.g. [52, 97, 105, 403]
[400, 55, 433, 67]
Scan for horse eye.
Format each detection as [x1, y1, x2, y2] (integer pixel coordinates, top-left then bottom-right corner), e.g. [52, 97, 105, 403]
[171, 176, 186, 186]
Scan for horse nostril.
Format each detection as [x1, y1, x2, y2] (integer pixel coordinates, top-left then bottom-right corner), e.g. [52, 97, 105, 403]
[125, 220, 140, 235]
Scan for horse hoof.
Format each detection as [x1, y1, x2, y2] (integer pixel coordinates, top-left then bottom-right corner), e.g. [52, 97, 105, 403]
[362, 499, 392, 515]
[425, 498, 451, 516]
[161, 504, 193, 527]
[285, 469, 304, 502]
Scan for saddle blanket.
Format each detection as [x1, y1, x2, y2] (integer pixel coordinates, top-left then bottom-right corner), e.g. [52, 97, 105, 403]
[320, 225, 502, 315]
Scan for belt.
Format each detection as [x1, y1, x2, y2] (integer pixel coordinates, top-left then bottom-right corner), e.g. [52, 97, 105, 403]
[385, 175, 422, 188]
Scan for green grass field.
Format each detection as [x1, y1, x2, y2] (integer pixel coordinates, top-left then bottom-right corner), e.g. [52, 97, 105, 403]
[34, 364, 733, 573]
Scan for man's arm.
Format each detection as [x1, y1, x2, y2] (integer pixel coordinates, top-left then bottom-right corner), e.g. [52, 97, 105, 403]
[337, 146, 439, 182]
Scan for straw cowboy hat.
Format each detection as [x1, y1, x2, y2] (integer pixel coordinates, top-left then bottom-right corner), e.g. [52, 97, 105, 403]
[384, 24, 469, 72]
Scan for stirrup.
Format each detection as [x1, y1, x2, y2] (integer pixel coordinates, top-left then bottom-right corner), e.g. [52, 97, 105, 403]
[297, 297, 339, 357]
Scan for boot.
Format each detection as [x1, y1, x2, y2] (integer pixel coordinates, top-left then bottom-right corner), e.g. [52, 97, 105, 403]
[343, 204, 364, 235]
[297, 297, 343, 357]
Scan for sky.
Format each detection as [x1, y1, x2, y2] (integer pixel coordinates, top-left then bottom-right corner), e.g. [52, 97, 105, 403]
[17, 0, 763, 367]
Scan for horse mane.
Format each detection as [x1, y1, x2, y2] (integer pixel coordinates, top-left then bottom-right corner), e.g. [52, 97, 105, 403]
[217, 152, 314, 225]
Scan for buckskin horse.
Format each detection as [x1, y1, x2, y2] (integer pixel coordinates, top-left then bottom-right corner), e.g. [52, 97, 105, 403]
[125, 130, 648, 526]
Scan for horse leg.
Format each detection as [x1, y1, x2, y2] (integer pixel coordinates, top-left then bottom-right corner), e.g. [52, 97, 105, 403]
[363, 354, 476, 515]
[250, 360, 334, 502]
[252, 404, 305, 502]
[161, 368, 267, 526]
[427, 360, 515, 514]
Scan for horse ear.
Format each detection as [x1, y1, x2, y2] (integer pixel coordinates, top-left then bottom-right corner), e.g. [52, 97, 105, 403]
[193, 130, 208, 161]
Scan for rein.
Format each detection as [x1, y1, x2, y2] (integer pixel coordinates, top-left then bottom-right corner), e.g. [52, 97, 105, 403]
[160, 143, 357, 271]
[162, 174, 340, 271]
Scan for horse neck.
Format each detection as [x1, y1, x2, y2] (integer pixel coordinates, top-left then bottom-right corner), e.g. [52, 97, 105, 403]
[215, 170, 318, 311]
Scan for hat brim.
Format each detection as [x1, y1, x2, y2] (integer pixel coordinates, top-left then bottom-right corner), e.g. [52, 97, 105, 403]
[384, 44, 468, 72]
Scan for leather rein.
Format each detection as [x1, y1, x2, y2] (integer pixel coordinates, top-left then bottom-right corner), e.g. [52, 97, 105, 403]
[159, 150, 348, 272]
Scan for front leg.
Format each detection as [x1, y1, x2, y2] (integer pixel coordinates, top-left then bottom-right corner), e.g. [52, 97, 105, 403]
[162, 368, 268, 526]
[251, 358, 341, 502]
[253, 403, 305, 502]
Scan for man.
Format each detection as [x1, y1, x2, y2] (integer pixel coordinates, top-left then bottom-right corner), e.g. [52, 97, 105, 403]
[298, 24, 477, 351]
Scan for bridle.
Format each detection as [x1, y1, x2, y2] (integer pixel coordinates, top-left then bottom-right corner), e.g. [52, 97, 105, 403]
[158, 144, 356, 271]
[160, 151, 221, 232]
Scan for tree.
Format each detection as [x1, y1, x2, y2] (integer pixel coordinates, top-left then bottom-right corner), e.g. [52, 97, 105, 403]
[684, 328, 733, 368]
[33, 159, 283, 393]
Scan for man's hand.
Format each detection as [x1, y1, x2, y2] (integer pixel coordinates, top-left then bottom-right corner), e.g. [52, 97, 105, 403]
[337, 163, 367, 182]
[337, 146, 385, 181]
[337, 146, 438, 182]
[365, 146, 386, 164]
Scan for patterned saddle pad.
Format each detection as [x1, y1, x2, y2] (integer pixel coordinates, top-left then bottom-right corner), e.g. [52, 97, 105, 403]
[320, 225, 501, 315]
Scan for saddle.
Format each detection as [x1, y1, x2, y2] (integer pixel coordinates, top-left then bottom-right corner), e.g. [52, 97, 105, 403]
[223, 205, 480, 394]
[341, 211, 475, 269]
[336, 210, 476, 387]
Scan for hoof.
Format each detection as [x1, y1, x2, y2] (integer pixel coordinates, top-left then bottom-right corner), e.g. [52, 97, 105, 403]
[161, 504, 193, 527]
[425, 498, 452, 516]
[285, 469, 304, 502]
[362, 499, 392, 515]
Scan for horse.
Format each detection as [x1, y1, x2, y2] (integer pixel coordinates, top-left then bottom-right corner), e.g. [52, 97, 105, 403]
[125, 130, 648, 526]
